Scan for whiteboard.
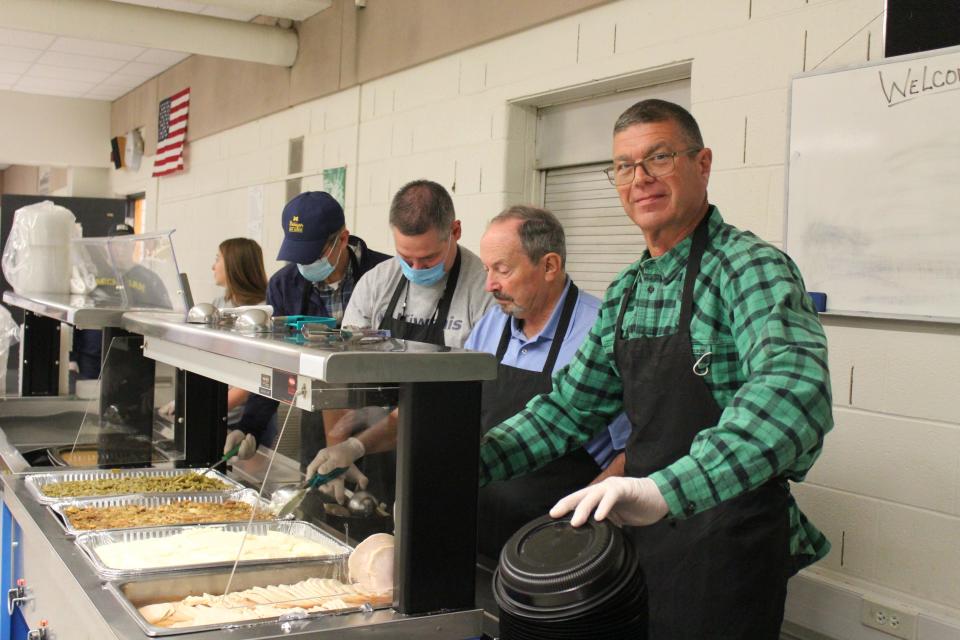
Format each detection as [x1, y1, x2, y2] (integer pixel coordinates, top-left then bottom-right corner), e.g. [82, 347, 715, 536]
[785, 46, 960, 321]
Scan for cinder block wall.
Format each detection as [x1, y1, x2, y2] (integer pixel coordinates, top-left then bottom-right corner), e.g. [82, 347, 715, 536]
[111, 0, 960, 633]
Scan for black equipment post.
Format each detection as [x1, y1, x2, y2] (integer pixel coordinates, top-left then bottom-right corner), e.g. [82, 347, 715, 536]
[175, 369, 227, 468]
[394, 380, 482, 615]
[99, 328, 154, 464]
[20, 311, 61, 396]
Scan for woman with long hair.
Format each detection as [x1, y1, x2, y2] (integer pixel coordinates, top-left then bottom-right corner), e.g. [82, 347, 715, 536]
[210, 238, 270, 438]
[212, 237, 268, 308]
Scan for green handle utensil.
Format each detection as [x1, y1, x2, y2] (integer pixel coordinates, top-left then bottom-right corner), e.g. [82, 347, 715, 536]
[200, 444, 241, 476]
[277, 467, 348, 518]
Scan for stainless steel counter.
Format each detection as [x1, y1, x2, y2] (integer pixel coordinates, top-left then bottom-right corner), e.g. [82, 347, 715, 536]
[2, 292, 180, 330]
[0, 397, 92, 472]
[122, 312, 497, 384]
[1, 473, 484, 639]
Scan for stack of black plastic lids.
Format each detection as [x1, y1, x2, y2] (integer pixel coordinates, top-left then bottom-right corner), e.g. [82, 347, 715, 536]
[493, 514, 647, 640]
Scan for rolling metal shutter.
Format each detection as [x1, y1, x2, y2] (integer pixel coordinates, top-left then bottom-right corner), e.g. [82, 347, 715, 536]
[543, 163, 645, 298]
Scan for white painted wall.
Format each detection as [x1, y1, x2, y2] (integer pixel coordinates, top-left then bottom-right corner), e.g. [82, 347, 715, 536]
[0, 90, 110, 168]
[108, 1, 959, 636]
[49, 167, 111, 198]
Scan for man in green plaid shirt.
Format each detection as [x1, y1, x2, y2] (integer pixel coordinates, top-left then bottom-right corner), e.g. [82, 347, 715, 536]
[479, 99, 832, 639]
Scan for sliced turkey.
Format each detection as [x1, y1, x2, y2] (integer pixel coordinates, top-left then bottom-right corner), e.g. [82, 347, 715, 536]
[349, 532, 395, 594]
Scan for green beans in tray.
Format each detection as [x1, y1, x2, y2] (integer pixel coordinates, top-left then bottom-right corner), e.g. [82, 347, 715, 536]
[40, 471, 230, 499]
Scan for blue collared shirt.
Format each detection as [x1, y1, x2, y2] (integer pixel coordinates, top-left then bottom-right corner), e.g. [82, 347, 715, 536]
[465, 280, 630, 469]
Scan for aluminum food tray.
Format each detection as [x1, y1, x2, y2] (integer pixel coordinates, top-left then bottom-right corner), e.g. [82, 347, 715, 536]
[50, 489, 276, 536]
[47, 443, 171, 468]
[105, 561, 373, 637]
[75, 520, 352, 579]
[25, 467, 244, 504]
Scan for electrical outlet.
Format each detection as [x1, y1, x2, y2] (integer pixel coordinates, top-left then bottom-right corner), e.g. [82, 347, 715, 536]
[861, 596, 918, 639]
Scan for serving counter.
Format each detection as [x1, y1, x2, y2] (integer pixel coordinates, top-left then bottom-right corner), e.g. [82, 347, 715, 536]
[1, 308, 497, 639]
[1, 292, 134, 331]
[1, 473, 483, 639]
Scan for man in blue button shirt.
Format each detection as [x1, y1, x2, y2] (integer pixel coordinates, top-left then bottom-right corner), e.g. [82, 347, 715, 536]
[468, 204, 630, 559]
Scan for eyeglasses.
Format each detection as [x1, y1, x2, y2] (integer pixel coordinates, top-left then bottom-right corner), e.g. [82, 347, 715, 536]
[603, 147, 702, 186]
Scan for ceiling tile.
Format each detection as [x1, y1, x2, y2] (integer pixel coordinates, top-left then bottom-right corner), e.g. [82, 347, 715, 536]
[85, 87, 127, 101]
[0, 45, 43, 63]
[97, 74, 145, 90]
[14, 76, 97, 98]
[36, 51, 127, 72]
[0, 0, 267, 101]
[0, 28, 57, 50]
[136, 49, 191, 65]
[116, 60, 168, 78]
[30, 64, 112, 84]
[0, 60, 32, 74]
[49, 37, 145, 61]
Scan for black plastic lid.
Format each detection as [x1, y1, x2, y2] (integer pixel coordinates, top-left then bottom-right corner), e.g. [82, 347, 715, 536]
[495, 514, 630, 612]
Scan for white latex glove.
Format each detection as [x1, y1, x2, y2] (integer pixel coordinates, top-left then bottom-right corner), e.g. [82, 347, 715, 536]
[224, 429, 257, 460]
[306, 437, 368, 505]
[549, 477, 669, 528]
[158, 400, 176, 418]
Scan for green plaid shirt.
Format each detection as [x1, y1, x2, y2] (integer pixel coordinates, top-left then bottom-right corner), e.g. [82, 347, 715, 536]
[479, 207, 833, 567]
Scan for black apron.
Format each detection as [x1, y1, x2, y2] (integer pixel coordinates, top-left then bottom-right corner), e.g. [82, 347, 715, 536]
[378, 249, 462, 347]
[476, 283, 600, 561]
[342, 251, 461, 504]
[614, 215, 791, 640]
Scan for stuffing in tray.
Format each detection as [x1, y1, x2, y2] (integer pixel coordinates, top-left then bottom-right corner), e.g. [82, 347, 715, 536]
[63, 499, 266, 530]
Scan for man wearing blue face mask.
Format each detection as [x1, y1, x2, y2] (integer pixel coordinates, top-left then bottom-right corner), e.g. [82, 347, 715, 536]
[342, 179, 494, 347]
[224, 191, 389, 462]
[267, 191, 389, 323]
[303, 180, 494, 505]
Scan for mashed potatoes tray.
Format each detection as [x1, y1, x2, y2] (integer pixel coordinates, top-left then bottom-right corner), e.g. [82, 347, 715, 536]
[75, 521, 351, 578]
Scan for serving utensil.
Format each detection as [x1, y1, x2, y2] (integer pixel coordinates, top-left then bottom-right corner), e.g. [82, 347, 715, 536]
[276, 467, 348, 519]
[199, 444, 240, 477]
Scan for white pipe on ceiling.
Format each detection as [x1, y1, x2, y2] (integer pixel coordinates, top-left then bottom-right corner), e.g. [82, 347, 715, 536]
[197, 0, 332, 22]
[0, 0, 300, 67]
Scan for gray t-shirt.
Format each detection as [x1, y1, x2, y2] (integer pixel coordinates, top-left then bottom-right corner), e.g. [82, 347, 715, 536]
[343, 246, 494, 348]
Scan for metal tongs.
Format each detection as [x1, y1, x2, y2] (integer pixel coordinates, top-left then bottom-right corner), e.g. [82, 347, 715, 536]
[276, 467, 349, 518]
[300, 324, 390, 345]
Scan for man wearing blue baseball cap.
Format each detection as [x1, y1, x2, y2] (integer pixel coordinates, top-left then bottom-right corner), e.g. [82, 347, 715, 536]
[270, 191, 389, 320]
[224, 191, 389, 461]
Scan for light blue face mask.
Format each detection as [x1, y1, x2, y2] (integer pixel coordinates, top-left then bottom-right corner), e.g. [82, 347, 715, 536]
[396, 236, 451, 287]
[297, 237, 343, 283]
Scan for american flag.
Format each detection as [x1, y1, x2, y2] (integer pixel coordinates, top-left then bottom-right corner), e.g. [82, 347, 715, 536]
[152, 87, 190, 177]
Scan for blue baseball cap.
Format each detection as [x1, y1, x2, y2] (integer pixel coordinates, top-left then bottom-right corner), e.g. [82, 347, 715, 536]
[277, 191, 345, 264]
